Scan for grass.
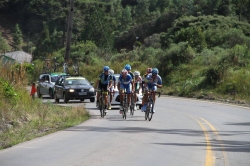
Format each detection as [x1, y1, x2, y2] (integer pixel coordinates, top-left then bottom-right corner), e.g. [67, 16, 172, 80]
[0, 65, 90, 150]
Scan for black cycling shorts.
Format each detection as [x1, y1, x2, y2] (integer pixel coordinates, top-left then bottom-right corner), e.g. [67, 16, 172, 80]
[98, 83, 108, 91]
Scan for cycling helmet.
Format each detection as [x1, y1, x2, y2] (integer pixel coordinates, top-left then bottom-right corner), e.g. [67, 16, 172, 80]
[152, 68, 159, 75]
[109, 69, 114, 75]
[121, 69, 128, 75]
[134, 71, 140, 76]
[147, 68, 152, 73]
[124, 64, 131, 71]
[103, 66, 110, 71]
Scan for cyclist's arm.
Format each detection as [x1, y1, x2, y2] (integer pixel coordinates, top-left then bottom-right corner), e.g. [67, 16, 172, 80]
[108, 80, 112, 90]
[156, 76, 163, 88]
[95, 79, 100, 89]
[117, 81, 120, 91]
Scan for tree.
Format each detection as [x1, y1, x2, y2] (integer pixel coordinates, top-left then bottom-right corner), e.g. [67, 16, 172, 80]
[0, 32, 11, 53]
[232, 0, 249, 21]
[12, 24, 23, 51]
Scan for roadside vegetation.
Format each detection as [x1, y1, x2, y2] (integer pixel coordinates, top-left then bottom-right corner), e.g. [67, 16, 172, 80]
[0, 66, 89, 149]
[1, 0, 250, 149]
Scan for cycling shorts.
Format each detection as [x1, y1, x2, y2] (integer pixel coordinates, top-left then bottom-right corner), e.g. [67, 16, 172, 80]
[120, 83, 132, 93]
[98, 83, 108, 92]
[145, 84, 157, 91]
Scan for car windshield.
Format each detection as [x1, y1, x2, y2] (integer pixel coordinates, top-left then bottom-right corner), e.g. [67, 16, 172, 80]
[51, 76, 59, 82]
[65, 78, 89, 85]
[114, 74, 119, 85]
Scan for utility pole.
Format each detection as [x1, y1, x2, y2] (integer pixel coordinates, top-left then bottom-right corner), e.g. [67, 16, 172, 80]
[64, 0, 74, 63]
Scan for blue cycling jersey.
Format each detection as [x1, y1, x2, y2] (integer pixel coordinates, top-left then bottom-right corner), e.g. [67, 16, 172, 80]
[98, 73, 112, 84]
[118, 74, 132, 85]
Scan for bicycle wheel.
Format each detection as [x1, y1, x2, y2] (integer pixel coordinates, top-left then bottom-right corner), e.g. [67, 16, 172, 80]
[145, 106, 149, 120]
[130, 105, 134, 116]
[123, 108, 127, 119]
[99, 97, 104, 117]
[122, 96, 127, 119]
[148, 99, 154, 121]
[130, 95, 134, 116]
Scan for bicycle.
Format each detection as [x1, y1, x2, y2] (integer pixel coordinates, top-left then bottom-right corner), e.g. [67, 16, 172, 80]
[98, 89, 108, 118]
[130, 92, 136, 116]
[121, 91, 130, 120]
[43, 58, 51, 73]
[63, 62, 69, 74]
[145, 90, 161, 121]
[72, 58, 80, 75]
[52, 57, 59, 72]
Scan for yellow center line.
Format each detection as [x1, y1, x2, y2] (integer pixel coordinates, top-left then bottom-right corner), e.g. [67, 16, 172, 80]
[191, 116, 214, 166]
[200, 118, 227, 165]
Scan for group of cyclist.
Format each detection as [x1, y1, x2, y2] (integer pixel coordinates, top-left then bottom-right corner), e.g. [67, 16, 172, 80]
[95, 64, 162, 114]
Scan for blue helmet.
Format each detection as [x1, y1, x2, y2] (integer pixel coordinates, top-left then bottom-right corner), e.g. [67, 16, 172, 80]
[103, 66, 110, 71]
[124, 64, 131, 70]
[152, 68, 159, 75]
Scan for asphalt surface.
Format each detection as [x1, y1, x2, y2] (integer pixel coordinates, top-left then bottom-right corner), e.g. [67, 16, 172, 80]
[0, 96, 250, 166]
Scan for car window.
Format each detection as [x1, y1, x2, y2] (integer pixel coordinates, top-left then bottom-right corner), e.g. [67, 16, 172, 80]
[51, 76, 59, 82]
[41, 75, 47, 82]
[66, 78, 89, 85]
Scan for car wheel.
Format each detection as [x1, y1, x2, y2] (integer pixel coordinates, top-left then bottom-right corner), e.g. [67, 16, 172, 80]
[90, 98, 95, 102]
[64, 94, 69, 103]
[37, 87, 42, 98]
[54, 92, 59, 103]
[49, 89, 54, 99]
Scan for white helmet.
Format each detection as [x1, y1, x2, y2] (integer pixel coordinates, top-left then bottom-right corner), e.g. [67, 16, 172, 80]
[109, 69, 114, 75]
[134, 71, 140, 76]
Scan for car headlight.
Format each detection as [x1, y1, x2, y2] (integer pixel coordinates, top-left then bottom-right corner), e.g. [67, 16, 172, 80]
[69, 89, 75, 92]
[89, 87, 95, 92]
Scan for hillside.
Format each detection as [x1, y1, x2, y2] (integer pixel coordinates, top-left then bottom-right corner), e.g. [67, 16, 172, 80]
[1, 0, 250, 102]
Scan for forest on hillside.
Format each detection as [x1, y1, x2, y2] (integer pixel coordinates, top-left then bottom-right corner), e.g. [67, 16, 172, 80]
[1, 0, 250, 100]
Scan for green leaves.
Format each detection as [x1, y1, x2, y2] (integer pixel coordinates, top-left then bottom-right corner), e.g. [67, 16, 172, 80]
[12, 24, 23, 51]
[0, 78, 19, 100]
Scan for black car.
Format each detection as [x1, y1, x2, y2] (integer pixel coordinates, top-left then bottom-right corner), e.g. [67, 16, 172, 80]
[54, 75, 96, 103]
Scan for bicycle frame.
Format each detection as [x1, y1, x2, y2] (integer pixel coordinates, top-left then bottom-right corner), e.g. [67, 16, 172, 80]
[130, 92, 136, 116]
[120, 91, 130, 120]
[63, 62, 69, 74]
[98, 90, 108, 118]
[145, 91, 161, 121]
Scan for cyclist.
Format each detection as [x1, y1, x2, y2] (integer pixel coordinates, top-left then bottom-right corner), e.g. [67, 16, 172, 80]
[108, 69, 116, 110]
[95, 66, 113, 113]
[124, 64, 135, 110]
[141, 68, 162, 113]
[133, 70, 142, 111]
[118, 69, 134, 114]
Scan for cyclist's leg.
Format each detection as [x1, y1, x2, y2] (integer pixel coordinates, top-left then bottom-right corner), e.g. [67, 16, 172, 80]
[141, 85, 149, 112]
[108, 88, 113, 109]
[126, 86, 131, 106]
[119, 84, 125, 112]
[151, 85, 157, 113]
[102, 85, 109, 112]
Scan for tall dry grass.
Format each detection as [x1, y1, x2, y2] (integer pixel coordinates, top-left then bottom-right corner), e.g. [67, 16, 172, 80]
[0, 64, 89, 149]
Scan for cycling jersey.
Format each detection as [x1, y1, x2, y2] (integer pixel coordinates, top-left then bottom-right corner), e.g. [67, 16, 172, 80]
[134, 75, 142, 91]
[145, 73, 162, 91]
[128, 71, 134, 80]
[110, 75, 116, 91]
[97, 73, 112, 91]
[119, 74, 133, 93]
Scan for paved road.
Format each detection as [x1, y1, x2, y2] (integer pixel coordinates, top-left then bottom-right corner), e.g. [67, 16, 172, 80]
[0, 97, 250, 166]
